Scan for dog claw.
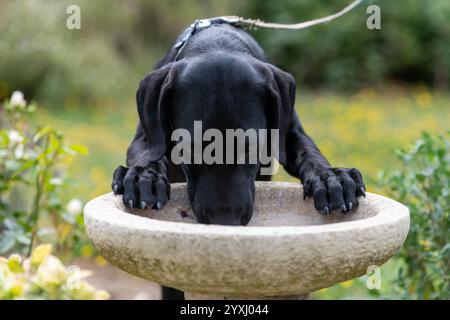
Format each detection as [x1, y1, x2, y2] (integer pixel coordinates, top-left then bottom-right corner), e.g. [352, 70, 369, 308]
[156, 202, 162, 210]
[140, 201, 147, 209]
[348, 202, 353, 211]
[128, 200, 134, 208]
[113, 184, 118, 195]
[360, 187, 366, 197]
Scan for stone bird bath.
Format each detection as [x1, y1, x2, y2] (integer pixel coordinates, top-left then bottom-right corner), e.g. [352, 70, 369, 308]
[84, 182, 409, 299]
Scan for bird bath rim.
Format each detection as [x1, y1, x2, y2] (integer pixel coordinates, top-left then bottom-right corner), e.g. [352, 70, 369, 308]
[85, 182, 408, 237]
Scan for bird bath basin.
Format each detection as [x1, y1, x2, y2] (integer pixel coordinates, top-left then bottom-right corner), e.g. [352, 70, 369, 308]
[84, 182, 409, 299]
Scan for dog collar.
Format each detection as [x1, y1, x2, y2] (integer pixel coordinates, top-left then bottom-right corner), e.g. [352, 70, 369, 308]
[173, 16, 241, 61]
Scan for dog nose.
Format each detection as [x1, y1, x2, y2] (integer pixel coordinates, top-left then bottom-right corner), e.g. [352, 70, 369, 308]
[196, 205, 252, 226]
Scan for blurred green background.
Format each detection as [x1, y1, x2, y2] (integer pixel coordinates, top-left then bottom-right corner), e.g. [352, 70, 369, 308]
[0, 0, 449, 299]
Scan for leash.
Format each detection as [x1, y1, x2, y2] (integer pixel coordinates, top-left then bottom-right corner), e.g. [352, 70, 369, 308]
[173, 0, 363, 61]
[226, 0, 363, 30]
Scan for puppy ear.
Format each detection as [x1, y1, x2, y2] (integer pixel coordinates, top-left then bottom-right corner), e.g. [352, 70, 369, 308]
[136, 63, 180, 162]
[264, 64, 296, 165]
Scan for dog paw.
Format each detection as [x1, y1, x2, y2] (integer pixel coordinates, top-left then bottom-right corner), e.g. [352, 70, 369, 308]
[111, 165, 170, 210]
[302, 167, 366, 214]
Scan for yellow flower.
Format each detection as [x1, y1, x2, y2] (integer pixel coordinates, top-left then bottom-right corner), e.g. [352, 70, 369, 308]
[7, 254, 24, 273]
[69, 281, 96, 300]
[94, 290, 110, 300]
[57, 224, 72, 240]
[340, 280, 354, 288]
[31, 244, 53, 267]
[10, 281, 24, 298]
[94, 255, 108, 267]
[36, 256, 66, 286]
[413, 85, 432, 109]
[65, 266, 93, 292]
[80, 244, 94, 258]
[0, 262, 13, 280]
[419, 239, 431, 250]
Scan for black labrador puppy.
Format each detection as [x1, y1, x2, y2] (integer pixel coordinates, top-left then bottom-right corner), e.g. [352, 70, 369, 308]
[111, 21, 365, 299]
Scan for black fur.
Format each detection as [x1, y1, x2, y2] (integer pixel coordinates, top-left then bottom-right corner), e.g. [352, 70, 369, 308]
[111, 24, 366, 299]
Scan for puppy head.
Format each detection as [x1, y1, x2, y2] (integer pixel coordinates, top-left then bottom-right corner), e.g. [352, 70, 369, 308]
[136, 54, 295, 225]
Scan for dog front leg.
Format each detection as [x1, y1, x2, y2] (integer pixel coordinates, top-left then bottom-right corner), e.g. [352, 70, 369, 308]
[283, 113, 366, 214]
[111, 125, 170, 210]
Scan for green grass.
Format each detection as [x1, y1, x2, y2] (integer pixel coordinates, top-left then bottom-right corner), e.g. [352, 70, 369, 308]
[36, 87, 450, 299]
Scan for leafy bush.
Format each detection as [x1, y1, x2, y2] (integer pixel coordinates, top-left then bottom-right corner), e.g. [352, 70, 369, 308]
[0, 0, 236, 105]
[2, 0, 448, 106]
[243, 0, 450, 90]
[381, 131, 449, 299]
[0, 244, 109, 300]
[0, 92, 89, 259]
[0, 0, 131, 105]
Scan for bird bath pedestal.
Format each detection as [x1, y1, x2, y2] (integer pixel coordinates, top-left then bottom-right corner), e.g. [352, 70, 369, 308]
[84, 182, 409, 300]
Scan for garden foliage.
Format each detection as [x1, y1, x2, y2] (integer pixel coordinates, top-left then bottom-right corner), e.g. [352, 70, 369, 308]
[0, 244, 109, 300]
[382, 132, 450, 299]
[0, 92, 88, 259]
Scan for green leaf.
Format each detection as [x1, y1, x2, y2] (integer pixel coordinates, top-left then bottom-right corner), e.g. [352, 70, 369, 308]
[33, 126, 52, 142]
[0, 232, 16, 254]
[3, 218, 20, 231]
[0, 131, 9, 146]
[5, 160, 21, 171]
[16, 234, 31, 245]
[15, 159, 37, 174]
[67, 143, 89, 156]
